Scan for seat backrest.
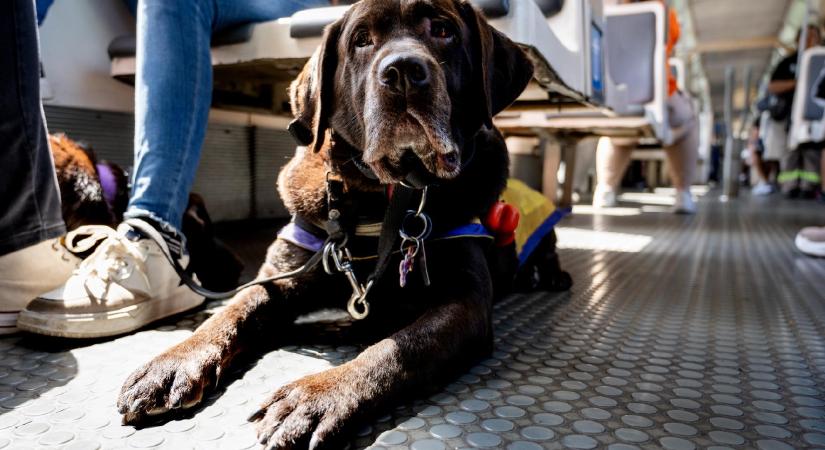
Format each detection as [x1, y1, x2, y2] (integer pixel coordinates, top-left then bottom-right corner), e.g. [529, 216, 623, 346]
[788, 46, 825, 149]
[604, 10, 656, 105]
[289, 6, 350, 38]
[802, 53, 825, 121]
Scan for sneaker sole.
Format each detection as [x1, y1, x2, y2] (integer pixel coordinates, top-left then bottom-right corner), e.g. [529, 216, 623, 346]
[795, 235, 825, 257]
[0, 312, 19, 336]
[16, 286, 204, 339]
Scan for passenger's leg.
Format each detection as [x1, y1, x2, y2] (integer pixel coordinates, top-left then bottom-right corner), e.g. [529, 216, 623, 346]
[0, 0, 64, 255]
[0, 0, 79, 335]
[593, 137, 633, 208]
[20, 0, 328, 338]
[664, 92, 699, 214]
[127, 0, 330, 235]
[750, 150, 775, 196]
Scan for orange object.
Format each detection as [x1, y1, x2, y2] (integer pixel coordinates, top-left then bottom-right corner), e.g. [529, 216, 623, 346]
[484, 202, 520, 246]
[666, 7, 680, 97]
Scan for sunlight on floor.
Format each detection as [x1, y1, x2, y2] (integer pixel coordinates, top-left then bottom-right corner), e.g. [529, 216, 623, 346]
[572, 205, 643, 216]
[616, 186, 710, 207]
[556, 227, 654, 253]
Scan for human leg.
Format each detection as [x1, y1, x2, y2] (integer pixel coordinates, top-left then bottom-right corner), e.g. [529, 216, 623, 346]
[0, 0, 80, 334]
[20, 0, 332, 338]
[593, 137, 634, 207]
[0, 0, 64, 256]
[127, 0, 330, 237]
[664, 92, 699, 213]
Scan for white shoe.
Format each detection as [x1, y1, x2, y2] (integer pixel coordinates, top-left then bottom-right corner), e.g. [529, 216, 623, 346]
[673, 190, 697, 215]
[0, 238, 82, 335]
[752, 182, 775, 196]
[795, 226, 825, 257]
[593, 185, 618, 208]
[17, 219, 203, 338]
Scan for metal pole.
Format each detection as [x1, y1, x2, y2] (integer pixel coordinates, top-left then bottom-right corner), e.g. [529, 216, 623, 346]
[738, 66, 753, 137]
[721, 66, 736, 201]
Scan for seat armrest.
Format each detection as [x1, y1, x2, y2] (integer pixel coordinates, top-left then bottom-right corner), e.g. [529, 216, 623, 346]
[534, 0, 564, 17]
[289, 6, 350, 38]
[470, 0, 510, 17]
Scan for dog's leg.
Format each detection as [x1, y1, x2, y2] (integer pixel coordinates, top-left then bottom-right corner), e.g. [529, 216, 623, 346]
[117, 242, 317, 424]
[250, 264, 493, 450]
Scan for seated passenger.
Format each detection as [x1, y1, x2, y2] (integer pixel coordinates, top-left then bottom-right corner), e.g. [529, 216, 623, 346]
[593, 0, 699, 214]
[12, 0, 344, 338]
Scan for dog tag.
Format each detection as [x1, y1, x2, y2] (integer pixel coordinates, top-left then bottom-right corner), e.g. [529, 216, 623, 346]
[399, 243, 417, 288]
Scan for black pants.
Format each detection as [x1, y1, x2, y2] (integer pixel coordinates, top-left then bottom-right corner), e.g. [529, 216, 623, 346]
[0, 0, 64, 256]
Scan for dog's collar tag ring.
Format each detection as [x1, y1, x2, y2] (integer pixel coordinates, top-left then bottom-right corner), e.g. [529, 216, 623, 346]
[398, 187, 432, 288]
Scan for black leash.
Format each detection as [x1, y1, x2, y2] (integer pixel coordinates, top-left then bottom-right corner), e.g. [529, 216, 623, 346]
[150, 178, 417, 310]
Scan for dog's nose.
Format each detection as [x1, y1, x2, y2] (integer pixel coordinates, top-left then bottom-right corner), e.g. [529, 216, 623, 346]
[378, 54, 431, 95]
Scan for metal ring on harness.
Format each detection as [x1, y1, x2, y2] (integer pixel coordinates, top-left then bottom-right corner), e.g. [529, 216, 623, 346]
[400, 211, 432, 241]
[322, 235, 348, 275]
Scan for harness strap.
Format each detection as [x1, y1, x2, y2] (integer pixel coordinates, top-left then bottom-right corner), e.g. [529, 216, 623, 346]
[367, 184, 416, 286]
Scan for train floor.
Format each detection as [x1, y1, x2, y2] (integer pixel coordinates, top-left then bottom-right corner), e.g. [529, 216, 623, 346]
[1, 188, 824, 449]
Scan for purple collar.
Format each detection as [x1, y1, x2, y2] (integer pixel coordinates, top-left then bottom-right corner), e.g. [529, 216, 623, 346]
[96, 163, 118, 210]
[277, 220, 493, 256]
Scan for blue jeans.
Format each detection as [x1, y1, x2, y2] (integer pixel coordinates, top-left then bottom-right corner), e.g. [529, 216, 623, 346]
[0, 0, 65, 256]
[125, 0, 330, 233]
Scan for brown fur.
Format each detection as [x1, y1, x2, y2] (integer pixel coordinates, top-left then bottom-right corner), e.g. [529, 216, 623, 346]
[117, 2, 533, 448]
[49, 133, 125, 229]
[50, 133, 244, 291]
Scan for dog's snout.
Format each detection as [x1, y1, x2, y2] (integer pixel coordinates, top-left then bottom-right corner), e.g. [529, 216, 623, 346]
[378, 54, 431, 95]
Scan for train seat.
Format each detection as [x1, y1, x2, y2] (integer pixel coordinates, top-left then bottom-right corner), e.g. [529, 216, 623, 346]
[495, 1, 670, 144]
[788, 46, 825, 150]
[108, 0, 599, 114]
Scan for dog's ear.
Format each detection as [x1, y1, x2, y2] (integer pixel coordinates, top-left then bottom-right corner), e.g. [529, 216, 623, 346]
[289, 20, 343, 152]
[460, 2, 534, 128]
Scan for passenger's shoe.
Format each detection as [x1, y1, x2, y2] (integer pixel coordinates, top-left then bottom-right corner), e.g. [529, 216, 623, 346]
[673, 189, 697, 215]
[752, 182, 775, 196]
[0, 238, 82, 335]
[17, 219, 204, 338]
[795, 226, 825, 257]
[592, 185, 618, 208]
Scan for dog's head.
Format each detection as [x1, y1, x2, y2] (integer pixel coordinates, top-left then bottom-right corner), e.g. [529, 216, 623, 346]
[290, 0, 533, 184]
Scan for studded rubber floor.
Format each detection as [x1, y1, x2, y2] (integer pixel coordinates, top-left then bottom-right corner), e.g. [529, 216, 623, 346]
[1, 190, 825, 450]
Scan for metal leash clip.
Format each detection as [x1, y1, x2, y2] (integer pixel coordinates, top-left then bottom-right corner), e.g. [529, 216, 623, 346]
[323, 239, 373, 320]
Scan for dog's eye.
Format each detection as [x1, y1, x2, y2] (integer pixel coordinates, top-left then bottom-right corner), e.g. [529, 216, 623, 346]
[430, 19, 455, 40]
[354, 30, 373, 48]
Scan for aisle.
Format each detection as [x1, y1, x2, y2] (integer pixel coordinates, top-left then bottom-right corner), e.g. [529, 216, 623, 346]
[0, 191, 824, 449]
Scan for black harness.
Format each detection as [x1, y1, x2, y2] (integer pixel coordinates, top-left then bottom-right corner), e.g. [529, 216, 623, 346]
[163, 129, 433, 321]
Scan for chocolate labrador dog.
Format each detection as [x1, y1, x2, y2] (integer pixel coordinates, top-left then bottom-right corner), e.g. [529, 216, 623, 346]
[117, 0, 533, 448]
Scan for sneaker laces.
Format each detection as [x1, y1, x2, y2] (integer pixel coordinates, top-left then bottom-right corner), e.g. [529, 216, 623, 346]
[68, 225, 152, 296]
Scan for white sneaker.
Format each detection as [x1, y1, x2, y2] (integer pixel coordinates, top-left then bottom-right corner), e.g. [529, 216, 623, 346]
[0, 238, 82, 335]
[795, 226, 825, 257]
[17, 219, 203, 338]
[752, 182, 775, 196]
[593, 184, 618, 208]
[673, 190, 697, 215]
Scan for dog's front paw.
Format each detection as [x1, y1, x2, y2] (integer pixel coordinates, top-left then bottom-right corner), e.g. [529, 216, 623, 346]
[249, 368, 358, 450]
[117, 342, 223, 424]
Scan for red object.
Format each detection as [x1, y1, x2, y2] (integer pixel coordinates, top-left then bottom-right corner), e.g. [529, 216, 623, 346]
[484, 202, 519, 246]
